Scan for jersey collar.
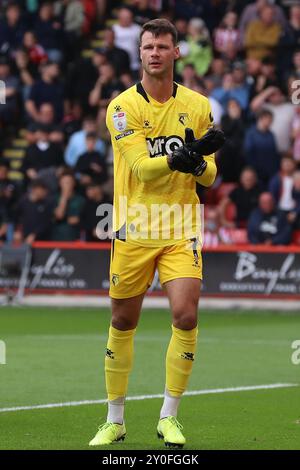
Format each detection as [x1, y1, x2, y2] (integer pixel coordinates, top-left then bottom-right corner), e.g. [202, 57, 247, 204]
[136, 82, 178, 103]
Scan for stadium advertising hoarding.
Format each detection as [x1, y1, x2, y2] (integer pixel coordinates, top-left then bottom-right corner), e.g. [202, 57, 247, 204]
[0, 243, 300, 298]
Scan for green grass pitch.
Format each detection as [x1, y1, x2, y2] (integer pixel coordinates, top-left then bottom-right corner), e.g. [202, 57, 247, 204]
[0, 306, 300, 450]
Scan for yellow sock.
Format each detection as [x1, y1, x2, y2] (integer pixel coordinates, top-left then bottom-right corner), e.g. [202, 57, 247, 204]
[105, 325, 136, 401]
[165, 325, 198, 397]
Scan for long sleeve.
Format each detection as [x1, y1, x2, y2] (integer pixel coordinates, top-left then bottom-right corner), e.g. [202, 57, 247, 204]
[106, 102, 172, 183]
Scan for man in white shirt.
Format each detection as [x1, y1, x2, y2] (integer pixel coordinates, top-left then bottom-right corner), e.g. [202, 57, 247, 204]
[112, 7, 141, 74]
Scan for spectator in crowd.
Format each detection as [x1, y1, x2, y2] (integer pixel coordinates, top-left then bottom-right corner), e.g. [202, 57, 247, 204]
[219, 167, 261, 228]
[23, 30, 48, 66]
[14, 48, 36, 101]
[0, 2, 26, 55]
[75, 131, 107, 187]
[268, 156, 297, 213]
[176, 17, 212, 77]
[34, 1, 64, 63]
[278, 4, 300, 77]
[130, 0, 156, 26]
[52, 169, 85, 241]
[218, 98, 245, 182]
[101, 27, 130, 76]
[245, 4, 282, 60]
[249, 56, 280, 100]
[248, 192, 292, 245]
[205, 56, 227, 91]
[251, 86, 295, 153]
[89, 62, 125, 110]
[54, 0, 85, 62]
[81, 181, 112, 241]
[22, 124, 64, 190]
[211, 61, 250, 112]
[14, 179, 54, 244]
[239, 0, 286, 47]
[288, 170, 300, 228]
[214, 11, 239, 58]
[112, 7, 141, 75]
[65, 48, 107, 112]
[291, 104, 300, 162]
[0, 56, 20, 125]
[64, 115, 106, 167]
[204, 207, 232, 247]
[244, 109, 280, 188]
[0, 158, 17, 223]
[25, 61, 65, 123]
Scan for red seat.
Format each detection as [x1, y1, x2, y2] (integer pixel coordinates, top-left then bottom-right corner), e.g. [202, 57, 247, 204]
[228, 228, 248, 244]
[292, 230, 300, 245]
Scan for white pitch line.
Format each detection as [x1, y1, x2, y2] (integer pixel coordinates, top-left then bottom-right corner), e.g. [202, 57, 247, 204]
[0, 383, 298, 414]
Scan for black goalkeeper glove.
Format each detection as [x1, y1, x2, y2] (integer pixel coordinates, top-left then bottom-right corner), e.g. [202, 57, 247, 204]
[167, 127, 225, 176]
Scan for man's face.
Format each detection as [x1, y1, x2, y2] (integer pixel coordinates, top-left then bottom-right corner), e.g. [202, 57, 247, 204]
[241, 170, 256, 190]
[140, 32, 179, 78]
[259, 193, 274, 214]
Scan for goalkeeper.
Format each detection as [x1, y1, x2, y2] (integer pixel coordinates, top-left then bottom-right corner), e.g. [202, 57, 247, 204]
[89, 18, 225, 448]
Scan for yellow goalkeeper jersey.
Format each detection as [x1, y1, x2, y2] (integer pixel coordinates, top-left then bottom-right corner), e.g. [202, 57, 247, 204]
[106, 81, 216, 247]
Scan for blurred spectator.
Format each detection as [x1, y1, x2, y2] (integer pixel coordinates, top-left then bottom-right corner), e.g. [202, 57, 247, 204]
[203, 207, 232, 247]
[288, 170, 300, 228]
[211, 62, 250, 111]
[218, 98, 245, 182]
[219, 167, 261, 228]
[101, 27, 130, 76]
[174, 18, 188, 42]
[251, 86, 295, 153]
[81, 181, 112, 241]
[25, 61, 65, 123]
[130, 0, 156, 26]
[112, 7, 141, 74]
[0, 57, 20, 125]
[23, 30, 48, 65]
[245, 5, 282, 60]
[214, 11, 239, 58]
[249, 56, 280, 100]
[65, 48, 106, 112]
[0, 159, 17, 240]
[248, 192, 292, 245]
[52, 169, 85, 241]
[205, 56, 227, 91]
[239, 0, 286, 47]
[278, 4, 300, 77]
[64, 115, 106, 167]
[14, 48, 36, 101]
[89, 62, 125, 110]
[291, 104, 300, 162]
[54, 0, 85, 62]
[34, 1, 64, 63]
[75, 131, 107, 186]
[14, 180, 54, 244]
[268, 156, 297, 212]
[22, 124, 64, 190]
[244, 109, 280, 188]
[0, 2, 26, 55]
[177, 18, 212, 77]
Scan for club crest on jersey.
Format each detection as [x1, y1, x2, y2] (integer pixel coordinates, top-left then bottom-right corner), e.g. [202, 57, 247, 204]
[178, 113, 190, 125]
[113, 112, 127, 131]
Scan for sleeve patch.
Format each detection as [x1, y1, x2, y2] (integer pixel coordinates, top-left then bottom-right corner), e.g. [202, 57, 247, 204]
[113, 111, 127, 131]
[115, 130, 134, 140]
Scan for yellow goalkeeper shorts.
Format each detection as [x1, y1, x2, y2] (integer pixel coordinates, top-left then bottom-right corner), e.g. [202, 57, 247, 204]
[109, 238, 202, 299]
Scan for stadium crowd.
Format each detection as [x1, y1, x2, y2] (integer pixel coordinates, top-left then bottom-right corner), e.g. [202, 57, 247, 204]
[0, 0, 300, 246]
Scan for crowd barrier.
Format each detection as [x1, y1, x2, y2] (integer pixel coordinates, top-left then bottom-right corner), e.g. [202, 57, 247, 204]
[1, 242, 300, 299]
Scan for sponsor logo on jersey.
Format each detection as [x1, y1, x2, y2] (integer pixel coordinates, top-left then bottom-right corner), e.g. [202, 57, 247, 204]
[114, 105, 122, 112]
[146, 135, 184, 157]
[115, 130, 134, 140]
[113, 112, 127, 131]
[143, 120, 152, 129]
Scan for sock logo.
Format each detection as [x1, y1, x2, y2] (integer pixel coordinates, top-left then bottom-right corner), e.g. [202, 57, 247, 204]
[106, 348, 115, 359]
[181, 352, 195, 361]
